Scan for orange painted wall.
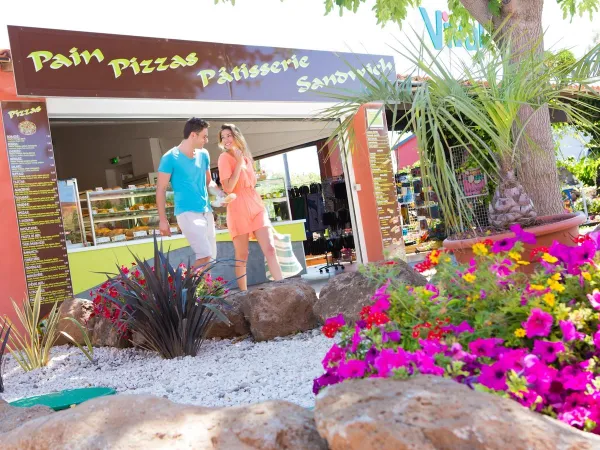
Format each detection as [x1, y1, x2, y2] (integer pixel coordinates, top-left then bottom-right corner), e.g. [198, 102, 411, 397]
[0, 71, 42, 329]
[351, 105, 385, 262]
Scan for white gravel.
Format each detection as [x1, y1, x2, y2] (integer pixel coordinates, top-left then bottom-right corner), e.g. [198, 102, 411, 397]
[0, 330, 331, 408]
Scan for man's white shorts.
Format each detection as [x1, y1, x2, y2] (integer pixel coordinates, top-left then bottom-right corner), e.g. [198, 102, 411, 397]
[176, 212, 217, 261]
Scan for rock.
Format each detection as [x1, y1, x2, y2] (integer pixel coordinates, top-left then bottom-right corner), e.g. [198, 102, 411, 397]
[0, 398, 53, 434]
[241, 279, 318, 342]
[206, 292, 250, 339]
[314, 376, 600, 450]
[313, 262, 426, 324]
[0, 394, 327, 450]
[91, 316, 131, 348]
[55, 298, 96, 346]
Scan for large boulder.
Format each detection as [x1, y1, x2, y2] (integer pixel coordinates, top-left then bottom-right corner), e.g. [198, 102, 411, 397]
[206, 292, 251, 339]
[241, 280, 318, 342]
[314, 376, 600, 450]
[56, 298, 96, 346]
[313, 262, 427, 324]
[0, 398, 53, 434]
[90, 316, 131, 348]
[0, 394, 327, 450]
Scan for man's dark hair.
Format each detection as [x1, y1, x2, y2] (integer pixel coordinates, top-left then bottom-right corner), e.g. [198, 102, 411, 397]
[183, 118, 209, 139]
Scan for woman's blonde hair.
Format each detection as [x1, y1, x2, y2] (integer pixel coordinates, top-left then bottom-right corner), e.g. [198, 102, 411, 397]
[218, 123, 253, 162]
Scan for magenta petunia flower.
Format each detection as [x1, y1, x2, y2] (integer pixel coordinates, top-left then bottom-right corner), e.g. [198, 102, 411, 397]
[322, 344, 346, 369]
[337, 359, 368, 379]
[510, 224, 536, 245]
[478, 362, 508, 391]
[413, 351, 444, 376]
[468, 337, 504, 358]
[419, 339, 446, 356]
[371, 296, 391, 313]
[498, 349, 528, 372]
[492, 237, 516, 254]
[525, 361, 557, 394]
[424, 284, 440, 300]
[324, 314, 345, 328]
[350, 324, 362, 352]
[523, 308, 553, 338]
[594, 330, 600, 348]
[560, 367, 592, 392]
[491, 261, 513, 277]
[533, 340, 565, 364]
[558, 407, 591, 428]
[452, 321, 475, 335]
[382, 329, 401, 343]
[312, 370, 341, 394]
[374, 348, 409, 377]
[587, 290, 600, 310]
[559, 320, 584, 342]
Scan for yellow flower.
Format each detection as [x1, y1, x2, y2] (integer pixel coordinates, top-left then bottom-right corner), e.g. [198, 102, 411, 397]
[509, 251, 522, 261]
[548, 281, 565, 293]
[518, 261, 530, 266]
[543, 293, 556, 307]
[583, 272, 592, 281]
[472, 243, 489, 256]
[462, 273, 476, 283]
[444, 257, 451, 263]
[514, 328, 526, 338]
[430, 250, 441, 264]
[551, 273, 561, 281]
[530, 284, 545, 291]
[542, 253, 558, 264]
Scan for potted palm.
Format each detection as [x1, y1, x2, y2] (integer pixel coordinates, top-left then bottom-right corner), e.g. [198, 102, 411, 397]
[320, 36, 600, 265]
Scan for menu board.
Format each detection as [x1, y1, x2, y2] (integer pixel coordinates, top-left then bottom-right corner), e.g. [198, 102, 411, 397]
[1, 101, 72, 305]
[365, 108, 405, 259]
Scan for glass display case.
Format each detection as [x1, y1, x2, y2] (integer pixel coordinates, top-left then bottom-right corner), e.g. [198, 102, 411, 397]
[255, 178, 291, 222]
[82, 187, 180, 246]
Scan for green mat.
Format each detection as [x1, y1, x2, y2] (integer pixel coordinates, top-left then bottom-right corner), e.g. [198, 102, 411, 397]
[9, 387, 116, 411]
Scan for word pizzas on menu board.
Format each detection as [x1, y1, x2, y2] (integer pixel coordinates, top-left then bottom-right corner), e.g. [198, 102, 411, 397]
[365, 107, 405, 260]
[1, 101, 72, 305]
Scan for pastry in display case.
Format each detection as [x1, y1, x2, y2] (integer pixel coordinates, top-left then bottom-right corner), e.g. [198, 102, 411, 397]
[81, 185, 180, 246]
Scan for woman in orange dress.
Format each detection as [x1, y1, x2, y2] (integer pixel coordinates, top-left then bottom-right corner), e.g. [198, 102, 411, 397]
[217, 124, 283, 290]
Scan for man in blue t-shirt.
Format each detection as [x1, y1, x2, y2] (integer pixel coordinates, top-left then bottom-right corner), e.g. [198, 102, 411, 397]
[157, 118, 218, 269]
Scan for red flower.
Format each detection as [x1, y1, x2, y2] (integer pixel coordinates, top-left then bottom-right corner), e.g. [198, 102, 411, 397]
[360, 306, 372, 320]
[530, 247, 549, 260]
[366, 311, 390, 328]
[322, 323, 340, 338]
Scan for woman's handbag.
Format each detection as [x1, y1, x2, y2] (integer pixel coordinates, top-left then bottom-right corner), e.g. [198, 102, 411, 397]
[265, 230, 303, 281]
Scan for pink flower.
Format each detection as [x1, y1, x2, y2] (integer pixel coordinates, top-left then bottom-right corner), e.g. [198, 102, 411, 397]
[374, 349, 409, 377]
[468, 338, 504, 358]
[498, 349, 528, 372]
[478, 362, 508, 391]
[350, 325, 362, 352]
[412, 351, 444, 376]
[523, 309, 553, 338]
[559, 320, 584, 342]
[533, 340, 565, 364]
[492, 237, 516, 254]
[558, 407, 592, 428]
[371, 296, 391, 313]
[594, 330, 600, 348]
[338, 359, 368, 379]
[424, 284, 440, 300]
[322, 344, 345, 369]
[587, 290, 600, 310]
[510, 224, 536, 245]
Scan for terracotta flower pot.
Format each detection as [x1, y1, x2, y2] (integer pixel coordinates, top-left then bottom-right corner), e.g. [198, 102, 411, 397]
[443, 213, 587, 272]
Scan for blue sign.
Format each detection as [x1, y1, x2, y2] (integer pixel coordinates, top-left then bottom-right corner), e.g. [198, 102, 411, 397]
[419, 7, 485, 51]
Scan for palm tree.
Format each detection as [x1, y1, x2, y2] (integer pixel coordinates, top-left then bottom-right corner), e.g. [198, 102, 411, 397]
[319, 37, 600, 235]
